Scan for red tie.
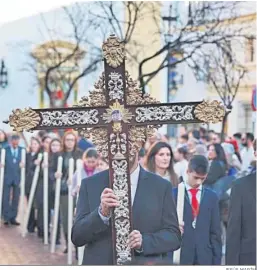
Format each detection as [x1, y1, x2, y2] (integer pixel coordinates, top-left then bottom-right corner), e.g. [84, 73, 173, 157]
[189, 188, 199, 219]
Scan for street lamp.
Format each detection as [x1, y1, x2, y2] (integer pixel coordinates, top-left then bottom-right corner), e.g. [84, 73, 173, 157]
[162, 4, 177, 44]
[0, 59, 8, 89]
[162, 4, 178, 138]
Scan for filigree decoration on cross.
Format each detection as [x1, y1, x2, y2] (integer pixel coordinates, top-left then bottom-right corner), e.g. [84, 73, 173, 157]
[194, 100, 225, 124]
[112, 159, 131, 265]
[102, 35, 126, 68]
[4, 108, 41, 132]
[110, 133, 127, 160]
[74, 73, 106, 107]
[108, 72, 124, 101]
[80, 127, 109, 159]
[40, 110, 99, 126]
[125, 72, 159, 105]
[135, 105, 195, 123]
[74, 69, 162, 159]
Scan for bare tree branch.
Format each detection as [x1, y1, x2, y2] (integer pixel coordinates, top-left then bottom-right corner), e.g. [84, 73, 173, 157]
[138, 1, 252, 92]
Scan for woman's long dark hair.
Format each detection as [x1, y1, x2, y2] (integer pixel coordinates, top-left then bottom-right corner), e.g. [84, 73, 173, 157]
[209, 143, 228, 169]
[145, 141, 179, 187]
[29, 137, 41, 153]
[49, 138, 62, 155]
[61, 131, 78, 152]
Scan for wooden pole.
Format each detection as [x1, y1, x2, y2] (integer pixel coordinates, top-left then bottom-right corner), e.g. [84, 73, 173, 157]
[76, 159, 82, 197]
[67, 158, 74, 265]
[19, 132, 29, 151]
[43, 152, 49, 245]
[173, 181, 185, 264]
[23, 153, 43, 237]
[0, 149, 6, 227]
[20, 149, 26, 233]
[50, 156, 63, 253]
[76, 159, 84, 265]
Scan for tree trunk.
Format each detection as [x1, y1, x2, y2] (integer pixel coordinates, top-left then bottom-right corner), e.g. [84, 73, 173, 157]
[220, 111, 231, 142]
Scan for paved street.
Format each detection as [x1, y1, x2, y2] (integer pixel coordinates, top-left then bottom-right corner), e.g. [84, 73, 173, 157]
[0, 224, 68, 265]
[0, 200, 225, 265]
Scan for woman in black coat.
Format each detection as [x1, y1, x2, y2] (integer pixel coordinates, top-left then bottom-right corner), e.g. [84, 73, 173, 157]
[35, 137, 62, 240]
[49, 131, 82, 253]
[204, 143, 227, 186]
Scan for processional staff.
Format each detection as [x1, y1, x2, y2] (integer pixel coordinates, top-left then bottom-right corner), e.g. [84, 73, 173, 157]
[22, 153, 43, 237]
[0, 148, 6, 227]
[75, 159, 84, 265]
[43, 152, 49, 245]
[50, 156, 63, 253]
[67, 158, 74, 265]
[75, 159, 82, 203]
[20, 149, 26, 233]
[173, 181, 185, 264]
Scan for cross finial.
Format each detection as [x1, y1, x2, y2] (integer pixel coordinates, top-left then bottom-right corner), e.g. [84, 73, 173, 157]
[102, 34, 125, 68]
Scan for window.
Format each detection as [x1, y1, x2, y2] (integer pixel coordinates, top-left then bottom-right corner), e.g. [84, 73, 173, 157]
[245, 37, 256, 63]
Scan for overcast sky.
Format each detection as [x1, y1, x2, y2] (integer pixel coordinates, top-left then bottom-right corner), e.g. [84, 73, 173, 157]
[0, 0, 84, 26]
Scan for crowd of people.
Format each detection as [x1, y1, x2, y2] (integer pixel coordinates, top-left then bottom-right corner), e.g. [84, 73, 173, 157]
[0, 126, 256, 265]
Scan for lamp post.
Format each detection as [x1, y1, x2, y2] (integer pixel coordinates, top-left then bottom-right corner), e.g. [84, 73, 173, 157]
[0, 59, 8, 89]
[162, 4, 179, 137]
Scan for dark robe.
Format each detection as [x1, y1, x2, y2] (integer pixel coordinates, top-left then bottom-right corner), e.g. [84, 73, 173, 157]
[49, 149, 82, 243]
[226, 172, 256, 265]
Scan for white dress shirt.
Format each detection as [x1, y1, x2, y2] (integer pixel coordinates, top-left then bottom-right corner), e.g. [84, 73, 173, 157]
[99, 165, 140, 223]
[130, 164, 140, 205]
[240, 146, 255, 171]
[183, 175, 202, 205]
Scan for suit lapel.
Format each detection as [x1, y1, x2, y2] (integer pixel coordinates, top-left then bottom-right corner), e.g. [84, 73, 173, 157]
[195, 188, 208, 227]
[199, 187, 205, 206]
[132, 167, 148, 229]
[184, 188, 190, 205]
[17, 147, 21, 160]
[7, 147, 12, 162]
[184, 190, 193, 221]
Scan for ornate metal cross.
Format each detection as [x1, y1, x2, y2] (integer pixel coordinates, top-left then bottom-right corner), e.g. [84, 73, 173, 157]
[4, 35, 225, 265]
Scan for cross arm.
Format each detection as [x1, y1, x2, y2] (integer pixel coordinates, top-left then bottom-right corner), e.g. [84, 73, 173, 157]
[3, 106, 108, 132]
[128, 100, 225, 126]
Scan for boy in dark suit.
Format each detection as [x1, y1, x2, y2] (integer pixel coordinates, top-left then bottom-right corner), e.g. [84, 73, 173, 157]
[2, 134, 24, 225]
[173, 155, 222, 265]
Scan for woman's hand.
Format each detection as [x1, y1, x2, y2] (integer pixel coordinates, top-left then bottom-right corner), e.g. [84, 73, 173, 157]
[34, 159, 41, 166]
[54, 172, 62, 179]
[41, 163, 48, 169]
[179, 221, 184, 234]
[19, 162, 25, 168]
